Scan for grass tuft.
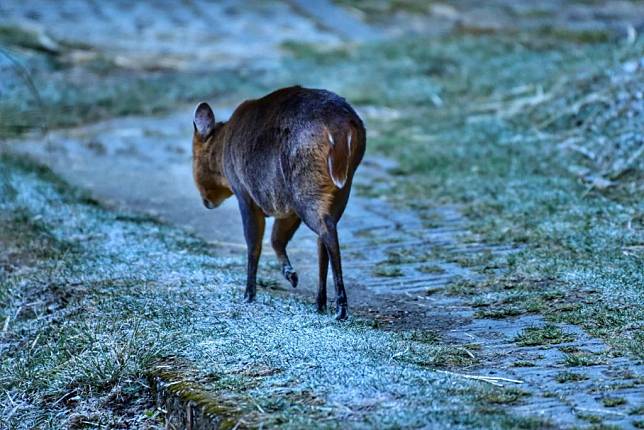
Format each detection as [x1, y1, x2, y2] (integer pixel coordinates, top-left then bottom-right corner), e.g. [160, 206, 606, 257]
[514, 325, 575, 347]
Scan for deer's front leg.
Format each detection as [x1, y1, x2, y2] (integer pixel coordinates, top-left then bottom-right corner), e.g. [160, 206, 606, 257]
[238, 195, 265, 302]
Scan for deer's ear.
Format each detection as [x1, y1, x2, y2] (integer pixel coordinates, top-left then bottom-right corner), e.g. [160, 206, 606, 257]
[193, 102, 215, 138]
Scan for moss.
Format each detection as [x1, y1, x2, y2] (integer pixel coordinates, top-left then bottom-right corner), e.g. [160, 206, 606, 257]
[446, 278, 480, 296]
[386, 248, 420, 264]
[409, 330, 440, 344]
[402, 344, 479, 369]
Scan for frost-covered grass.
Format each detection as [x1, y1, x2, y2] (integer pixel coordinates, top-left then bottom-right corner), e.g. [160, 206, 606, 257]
[0, 153, 550, 428]
[0, 25, 265, 139]
[1, 5, 642, 426]
[282, 32, 643, 358]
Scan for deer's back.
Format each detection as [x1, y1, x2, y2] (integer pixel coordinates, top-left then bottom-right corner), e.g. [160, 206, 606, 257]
[223, 86, 365, 218]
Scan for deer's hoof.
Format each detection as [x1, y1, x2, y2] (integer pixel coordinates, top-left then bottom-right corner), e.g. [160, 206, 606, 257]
[282, 266, 298, 288]
[244, 288, 256, 303]
[335, 303, 348, 321]
[317, 300, 327, 314]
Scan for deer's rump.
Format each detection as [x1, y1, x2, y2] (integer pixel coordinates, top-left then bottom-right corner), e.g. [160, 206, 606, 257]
[223, 86, 366, 219]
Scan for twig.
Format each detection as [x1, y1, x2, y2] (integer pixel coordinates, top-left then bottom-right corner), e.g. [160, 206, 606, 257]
[30, 334, 40, 352]
[461, 347, 475, 359]
[4, 391, 15, 407]
[252, 399, 265, 414]
[390, 346, 410, 362]
[558, 138, 597, 161]
[52, 389, 77, 406]
[437, 370, 523, 387]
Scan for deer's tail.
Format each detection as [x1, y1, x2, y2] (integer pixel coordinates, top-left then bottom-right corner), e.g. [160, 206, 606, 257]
[326, 127, 353, 189]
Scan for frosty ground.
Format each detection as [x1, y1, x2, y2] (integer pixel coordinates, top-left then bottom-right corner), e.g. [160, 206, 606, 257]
[1, 1, 643, 428]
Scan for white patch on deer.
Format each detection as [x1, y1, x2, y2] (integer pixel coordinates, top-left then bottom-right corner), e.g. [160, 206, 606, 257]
[328, 157, 346, 189]
[327, 132, 346, 189]
[347, 131, 352, 154]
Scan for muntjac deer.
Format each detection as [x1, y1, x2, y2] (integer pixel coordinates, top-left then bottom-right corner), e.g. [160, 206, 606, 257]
[192, 86, 366, 320]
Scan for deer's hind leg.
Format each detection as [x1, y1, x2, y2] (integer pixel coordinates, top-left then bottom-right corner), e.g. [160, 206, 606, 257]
[301, 200, 351, 320]
[317, 236, 329, 313]
[271, 214, 301, 288]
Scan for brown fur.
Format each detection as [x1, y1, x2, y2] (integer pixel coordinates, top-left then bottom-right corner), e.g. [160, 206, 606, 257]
[192, 86, 366, 320]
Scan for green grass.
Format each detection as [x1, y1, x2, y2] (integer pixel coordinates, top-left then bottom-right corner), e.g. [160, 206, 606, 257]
[563, 352, 606, 367]
[631, 406, 644, 416]
[601, 397, 627, 408]
[555, 371, 589, 383]
[514, 325, 575, 347]
[417, 264, 445, 274]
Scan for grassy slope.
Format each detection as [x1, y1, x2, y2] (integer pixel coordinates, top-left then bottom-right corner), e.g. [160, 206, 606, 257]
[281, 33, 643, 359]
